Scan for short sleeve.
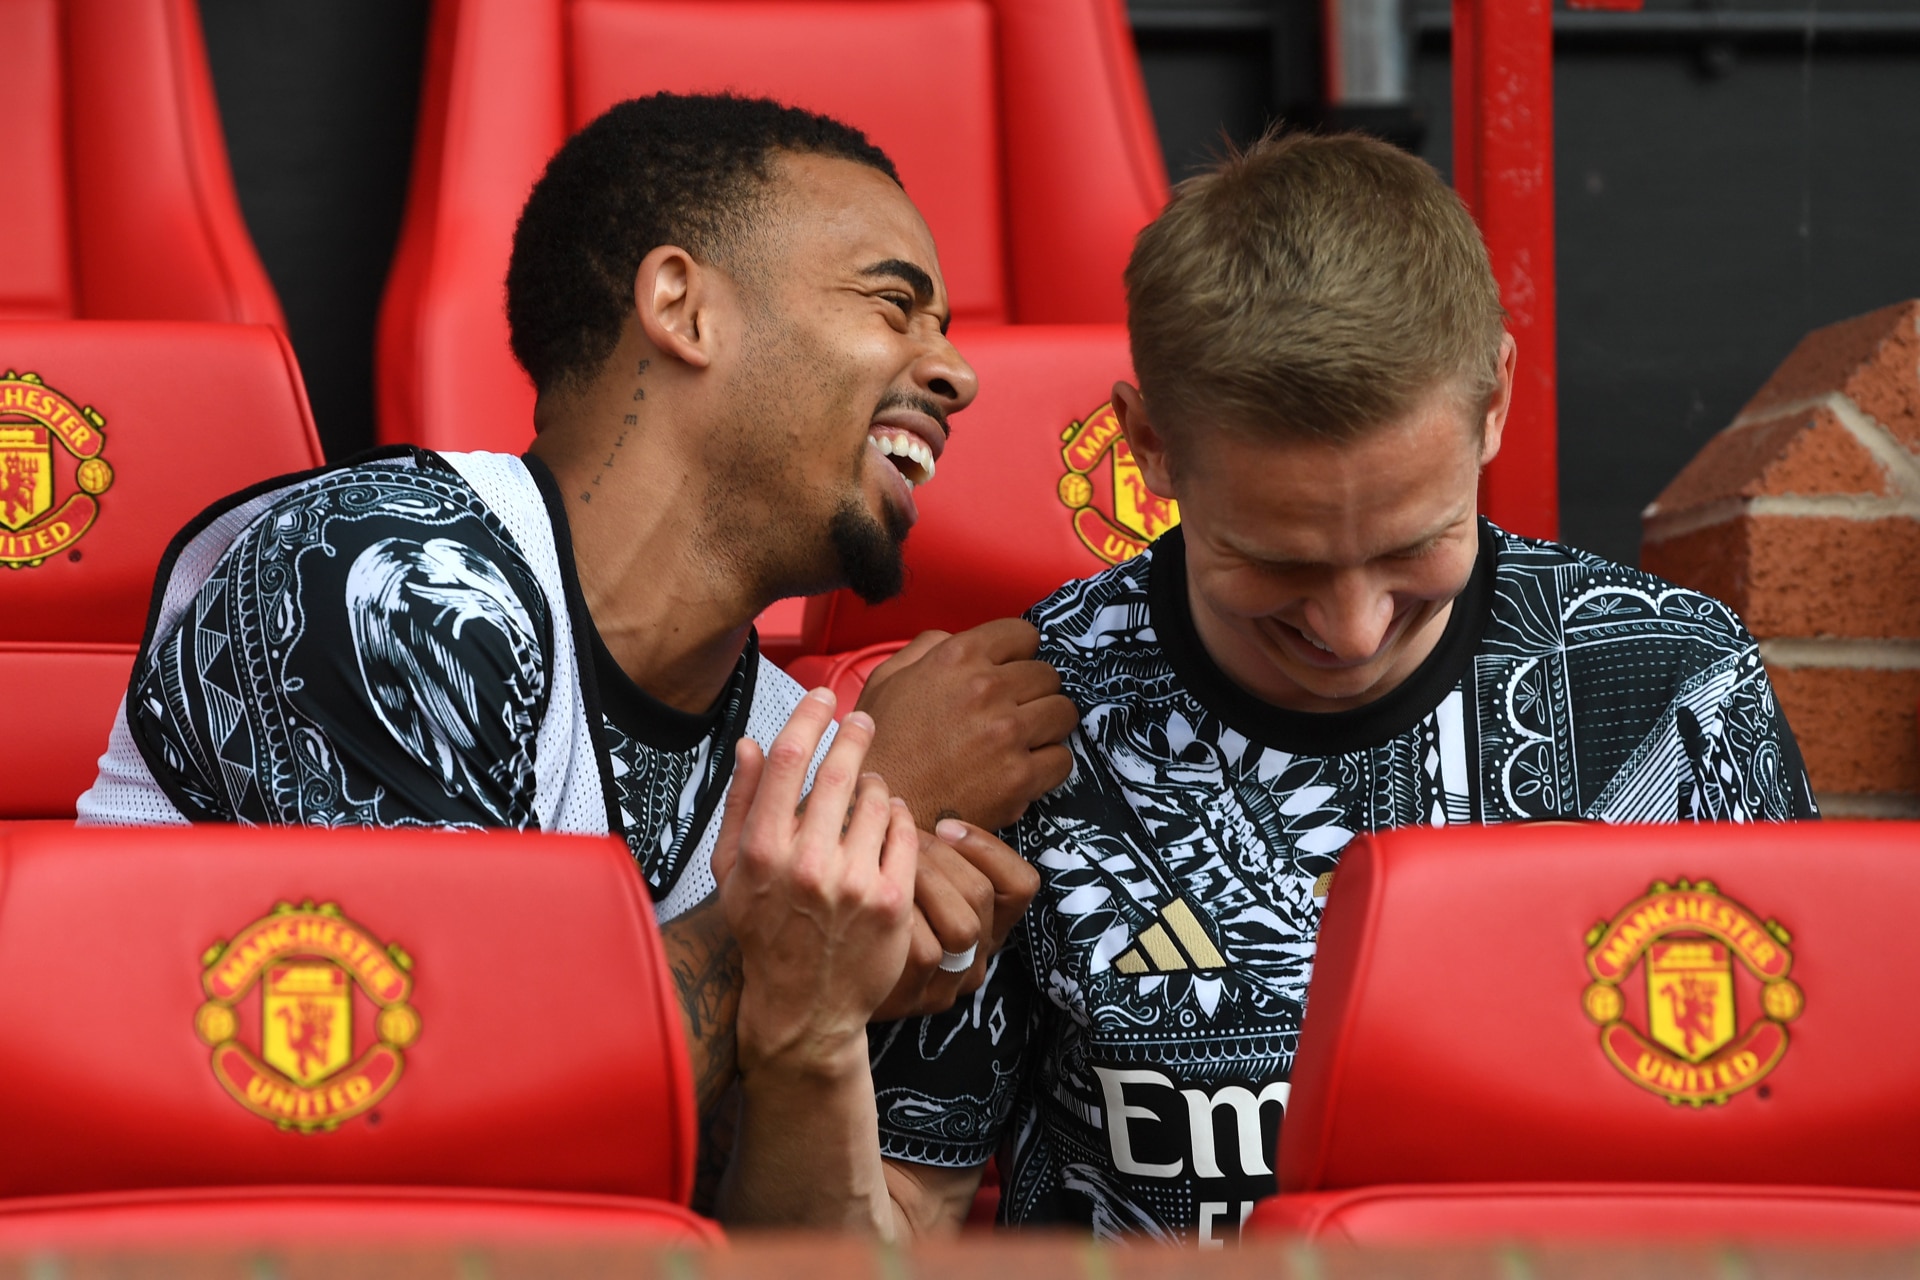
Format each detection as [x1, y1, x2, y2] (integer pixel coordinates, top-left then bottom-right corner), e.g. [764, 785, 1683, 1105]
[127, 464, 553, 829]
[1677, 646, 1819, 822]
[870, 931, 1042, 1170]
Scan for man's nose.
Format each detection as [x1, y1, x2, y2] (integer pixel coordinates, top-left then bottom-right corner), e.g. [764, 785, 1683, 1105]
[1301, 571, 1395, 661]
[917, 333, 978, 415]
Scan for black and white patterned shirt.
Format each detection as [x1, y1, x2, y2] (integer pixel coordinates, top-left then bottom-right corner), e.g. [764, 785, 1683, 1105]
[869, 521, 1815, 1243]
[85, 448, 803, 917]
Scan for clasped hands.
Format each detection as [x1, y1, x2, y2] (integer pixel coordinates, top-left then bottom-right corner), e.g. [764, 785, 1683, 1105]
[712, 619, 1076, 1076]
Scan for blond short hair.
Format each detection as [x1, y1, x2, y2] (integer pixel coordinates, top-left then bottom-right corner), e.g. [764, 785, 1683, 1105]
[1124, 128, 1505, 442]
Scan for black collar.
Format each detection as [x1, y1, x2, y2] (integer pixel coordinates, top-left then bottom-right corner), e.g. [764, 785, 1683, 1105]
[1147, 519, 1497, 755]
[521, 451, 750, 753]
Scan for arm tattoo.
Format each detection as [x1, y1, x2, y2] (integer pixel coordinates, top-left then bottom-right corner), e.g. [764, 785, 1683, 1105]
[661, 895, 744, 1119]
[691, 1082, 741, 1216]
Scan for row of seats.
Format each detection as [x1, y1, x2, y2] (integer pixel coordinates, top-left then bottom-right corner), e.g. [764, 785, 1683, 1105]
[5, 817, 1917, 1248]
[0, 318, 1139, 818]
[0, 0, 1165, 818]
[377, 0, 1170, 663]
[9, 0, 1916, 1252]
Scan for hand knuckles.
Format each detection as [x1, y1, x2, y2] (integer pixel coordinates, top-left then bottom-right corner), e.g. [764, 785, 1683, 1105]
[767, 740, 811, 769]
[1012, 860, 1042, 898]
[908, 929, 940, 970]
[813, 763, 855, 793]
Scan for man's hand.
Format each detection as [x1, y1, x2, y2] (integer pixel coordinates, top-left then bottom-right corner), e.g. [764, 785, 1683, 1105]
[874, 820, 1041, 1020]
[710, 689, 920, 1233]
[712, 689, 919, 1078]
[858, 617, 1080, 831]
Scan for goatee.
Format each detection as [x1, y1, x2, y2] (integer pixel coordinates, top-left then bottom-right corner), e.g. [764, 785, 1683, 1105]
[829, 497, 911, 604]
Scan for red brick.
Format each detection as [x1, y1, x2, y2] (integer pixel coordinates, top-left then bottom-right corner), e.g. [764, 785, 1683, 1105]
[1650, 406, 1892, 513]
[1743, 299, 1920, 453]
[1644, 515, 1920, 640]
[1641, 518, 1748, 619]
[1768, 665, 1920, 796]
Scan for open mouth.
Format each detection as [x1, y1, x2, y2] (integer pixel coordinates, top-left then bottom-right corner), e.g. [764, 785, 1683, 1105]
[868, 423, 936, 488]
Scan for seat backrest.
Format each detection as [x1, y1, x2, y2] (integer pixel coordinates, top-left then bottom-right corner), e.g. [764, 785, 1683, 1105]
[1280, 821, 1920, 1194]
[0, 0, 283, 326]
[800, 323, 1157, 652]
[0, 321, 324, 817]
[375, 0, 1166, 453]
[0, 824, 696, 1203]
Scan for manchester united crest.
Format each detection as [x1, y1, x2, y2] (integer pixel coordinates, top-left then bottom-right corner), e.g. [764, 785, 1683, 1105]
[1057, 401, 1179, 566]
[0, 371, 112, 568]
[195, 901, 421, 1133]
[1582, 878, 1802, 1107]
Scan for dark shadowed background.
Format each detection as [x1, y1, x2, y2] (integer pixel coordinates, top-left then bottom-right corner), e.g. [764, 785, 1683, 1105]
[200, 0, 1920, 568]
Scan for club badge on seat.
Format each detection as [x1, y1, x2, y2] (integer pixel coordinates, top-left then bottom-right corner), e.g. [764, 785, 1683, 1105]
[195, 901, 421, 1133]
[1057, 401, 1179, 566]
[0, 371, 112, 568]
[1582, 878, 1802, 1107]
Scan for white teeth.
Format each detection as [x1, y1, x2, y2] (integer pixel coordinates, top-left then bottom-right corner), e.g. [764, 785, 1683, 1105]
[1305, 634, 1332, 652]
[869, 430, 935, 487]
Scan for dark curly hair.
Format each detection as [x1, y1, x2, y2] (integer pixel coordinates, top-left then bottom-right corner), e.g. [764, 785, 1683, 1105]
[507, 92, 900, 397]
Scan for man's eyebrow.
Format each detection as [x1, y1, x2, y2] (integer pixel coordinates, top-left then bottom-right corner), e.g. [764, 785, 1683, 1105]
[860, 259, 949, 333]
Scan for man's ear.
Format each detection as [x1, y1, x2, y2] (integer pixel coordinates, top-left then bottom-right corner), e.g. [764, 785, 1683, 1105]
[1112, 381, 1178, 500]
[1478, 331, 1518, 467]
[634, 244, 716, 370]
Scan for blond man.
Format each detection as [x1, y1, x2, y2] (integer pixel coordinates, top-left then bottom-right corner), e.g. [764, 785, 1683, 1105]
[841, 130, 1816, 1243]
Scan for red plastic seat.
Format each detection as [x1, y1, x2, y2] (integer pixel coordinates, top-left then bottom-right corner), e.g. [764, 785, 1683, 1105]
[374, 0, 1168, 660]
[0, 823, 716, 1246]
[0, 322, 326, 819]
[1248, 821, 1920, 1243]
[377, 0, 1164, 455]
[784, 324, 1150, 699]
[0, 0, 282, 326]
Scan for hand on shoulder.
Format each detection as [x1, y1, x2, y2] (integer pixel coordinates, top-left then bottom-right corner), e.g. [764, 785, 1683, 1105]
[856, 617, 1081, 831]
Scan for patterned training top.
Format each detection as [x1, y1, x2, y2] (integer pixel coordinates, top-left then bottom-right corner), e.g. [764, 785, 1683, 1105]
[82, 448, 817, 922]
[868, 520, 1815, 1244]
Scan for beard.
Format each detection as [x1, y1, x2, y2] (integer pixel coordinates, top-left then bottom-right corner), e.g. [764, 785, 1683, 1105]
[828, 490, 911, 604]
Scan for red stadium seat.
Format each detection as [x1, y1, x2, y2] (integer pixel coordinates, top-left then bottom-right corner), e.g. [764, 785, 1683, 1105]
[0, 823, 716, 1247]
[374, 0, 1168, 660]
[0, 0, 283, 326]
[0, 322, 325, 819]
[376, 0, 1164, 455]
[784, 324, 1150, 698]
[1249, 821, 1920, 1244]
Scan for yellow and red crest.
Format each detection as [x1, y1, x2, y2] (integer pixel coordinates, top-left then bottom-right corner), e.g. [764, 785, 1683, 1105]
[0, 371, 112, 568]
[1057, 402, 1179, 566]
[1582, 878, 1802, 1106]
[195, 901, 421, 1133]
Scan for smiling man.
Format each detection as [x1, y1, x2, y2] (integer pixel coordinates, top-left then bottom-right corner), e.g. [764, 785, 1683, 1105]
[78, 94, 1071, 1231]
[860, 129, 1818, 1243]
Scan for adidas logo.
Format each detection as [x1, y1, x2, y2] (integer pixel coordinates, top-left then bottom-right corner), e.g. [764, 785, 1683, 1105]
[1113, 898, 1227, 974]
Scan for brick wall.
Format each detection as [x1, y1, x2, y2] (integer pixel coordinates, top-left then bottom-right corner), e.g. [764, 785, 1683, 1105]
[1641, 300, 1920, 819]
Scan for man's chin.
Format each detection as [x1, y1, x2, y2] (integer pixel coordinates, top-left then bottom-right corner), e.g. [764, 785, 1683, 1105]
[1269, 649, 1401, 711]
[828, 503, 909, 605]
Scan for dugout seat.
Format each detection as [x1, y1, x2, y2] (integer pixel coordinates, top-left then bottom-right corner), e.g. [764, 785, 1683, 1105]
[1249, 820, 1920, 1244]
[376, 0, 1164, 455]
[0, 823, 716, 1247]
[784, 324, 1151, 697]
[0, 322, 325, 819]
[374, 0, 1167, 660]
[0, 0, 282, 326]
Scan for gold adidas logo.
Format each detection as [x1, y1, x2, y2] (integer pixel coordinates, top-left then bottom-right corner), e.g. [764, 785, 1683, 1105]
[1113, 898, 1228, 974]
